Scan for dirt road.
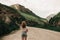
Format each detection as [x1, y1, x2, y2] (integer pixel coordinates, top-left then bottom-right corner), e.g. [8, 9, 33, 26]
[2, 27, 60, 40]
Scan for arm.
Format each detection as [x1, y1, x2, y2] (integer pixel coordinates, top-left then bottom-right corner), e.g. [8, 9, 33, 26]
[26, 29, 28, 32]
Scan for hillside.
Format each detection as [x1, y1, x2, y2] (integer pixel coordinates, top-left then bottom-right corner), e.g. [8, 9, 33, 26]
[2, 27, 60, 40]
[0, 3, 48, 37]
[49, 12, 60, 27]
[0, 3, 25, 37]
[0, 3, 60, 36]
[0, 3, 25, 23]
[11, 4, 47, 27]
[46, 14, 56, 21]
[11, 4, 41, 18]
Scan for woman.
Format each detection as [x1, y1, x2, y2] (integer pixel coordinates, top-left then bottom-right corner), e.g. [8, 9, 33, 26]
[21, 21, 28, 40]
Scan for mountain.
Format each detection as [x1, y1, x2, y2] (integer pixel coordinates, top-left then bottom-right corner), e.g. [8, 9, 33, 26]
[0, 3, 48, 37]
[0, 3, 60, 37]
[46, 14, 56, 21]
[11, 4, 48, 27]
[11, 4, 39, 17]
[0, 3, 26, 37]
[11, 4, 60, 31]
[49, 12, 60, 27]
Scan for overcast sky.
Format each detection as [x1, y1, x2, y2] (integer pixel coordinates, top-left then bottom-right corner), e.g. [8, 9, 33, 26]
[0, 0, 60, 18]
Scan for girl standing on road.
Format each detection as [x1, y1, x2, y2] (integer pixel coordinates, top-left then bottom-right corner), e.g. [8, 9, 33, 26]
[21, 21, 28, 40]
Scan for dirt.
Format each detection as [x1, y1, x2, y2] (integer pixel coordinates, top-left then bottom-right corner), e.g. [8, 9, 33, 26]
[1, 27, 60, 40]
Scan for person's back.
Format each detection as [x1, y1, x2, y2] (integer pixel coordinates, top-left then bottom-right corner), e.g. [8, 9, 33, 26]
[22, 28, 28, 37]
[21, 21, 28, 40]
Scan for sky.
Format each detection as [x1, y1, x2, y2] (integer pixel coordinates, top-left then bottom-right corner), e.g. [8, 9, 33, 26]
[0, 0, 60, 18]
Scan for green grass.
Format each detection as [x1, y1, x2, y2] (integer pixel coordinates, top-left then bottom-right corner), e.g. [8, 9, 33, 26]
[17, 10, 44, 24]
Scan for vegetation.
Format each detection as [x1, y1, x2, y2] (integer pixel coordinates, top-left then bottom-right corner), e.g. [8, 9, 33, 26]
[49, 12, 60, 26]
[11, 4, 47, 27]
[4, 4, 60, 32]
[48, 12, 60, 32]
[0, 3, 26, 37]
[0, 3, 60, 37]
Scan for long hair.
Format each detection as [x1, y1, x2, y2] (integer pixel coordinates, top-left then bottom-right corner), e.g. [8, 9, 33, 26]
[21, 21, 26, 28]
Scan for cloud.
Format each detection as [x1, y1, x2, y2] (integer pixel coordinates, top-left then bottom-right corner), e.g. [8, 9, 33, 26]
[0, 0, 60, 18]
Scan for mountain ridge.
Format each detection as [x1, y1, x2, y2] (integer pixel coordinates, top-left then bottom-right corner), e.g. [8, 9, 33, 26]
[11, 4, 48, 27]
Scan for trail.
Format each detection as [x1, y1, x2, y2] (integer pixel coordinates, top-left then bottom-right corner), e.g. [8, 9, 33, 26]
[2, 27, 60, 40]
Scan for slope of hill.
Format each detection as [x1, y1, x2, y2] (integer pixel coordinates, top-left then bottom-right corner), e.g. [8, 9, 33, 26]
[49, 12, 60, 27]
[11, 4, 47, 27]
[0, 3, 26, 37]
[11, 4, 41, 18]
[46, 14, 56, 21]
[0, 3, 48, 37]
[2, 27, 60, 40]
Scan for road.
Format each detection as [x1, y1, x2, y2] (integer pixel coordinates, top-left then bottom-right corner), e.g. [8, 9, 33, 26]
[1, 27, 60, 40]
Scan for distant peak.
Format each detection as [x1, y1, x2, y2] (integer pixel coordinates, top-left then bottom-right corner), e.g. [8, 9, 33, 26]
[46, 14, 56, 21]
[11, 4, 24, 7]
